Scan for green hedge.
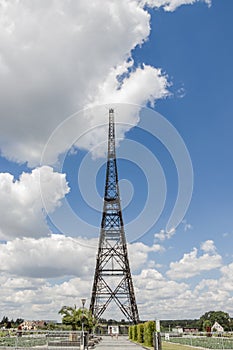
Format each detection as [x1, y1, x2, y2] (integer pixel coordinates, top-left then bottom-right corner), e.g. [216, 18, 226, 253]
[144, 321, 155, 347]
[128, 326, 133, 340]
[132, 324, 138, 341]
[129, 321, 155, 347]
[137, 323, 144, 343]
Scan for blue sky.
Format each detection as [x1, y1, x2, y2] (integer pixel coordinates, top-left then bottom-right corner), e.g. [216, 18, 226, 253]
[0, 0, 233, 321]
[150, 1, 233, 260]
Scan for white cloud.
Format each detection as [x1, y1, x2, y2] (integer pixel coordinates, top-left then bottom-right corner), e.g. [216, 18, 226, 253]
[0, 0, 209, 166]
[0, 166, 69, 240]
[0, 236, 163, 279]
[154, 228, 176, 241]
[134, 268, 191, 319]
[1, 236, 233, 321]
[133, 264, 233, 320]
[166, 242, 222, 280]
[128, 241, 164, 272]
[220, 263, 233, 292]
[0, 235, 96, 278]
[0, 0, 218, 322]
[140, 0, 211, 12]
[88, 63, 169, 107]
[182, 219, 193, 232]
[0, 274, 92, 320]
[0, 236, 165, 320]
[184, 223, 193, 231]
[0, 0, 169, 166]
[201, 239, 216, 253]
[154, 223, 192, 243]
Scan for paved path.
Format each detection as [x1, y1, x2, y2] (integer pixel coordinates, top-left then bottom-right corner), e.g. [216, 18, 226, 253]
[95, 336, 147, 349]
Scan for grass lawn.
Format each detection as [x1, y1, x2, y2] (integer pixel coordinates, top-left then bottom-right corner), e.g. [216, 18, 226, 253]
[162, 342, 201, 350]
[134, 341, 200, 350]
[132, 336, 233, 349]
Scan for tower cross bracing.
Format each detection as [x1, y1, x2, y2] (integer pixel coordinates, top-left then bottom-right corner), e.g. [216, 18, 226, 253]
[90, 108, 139, 324]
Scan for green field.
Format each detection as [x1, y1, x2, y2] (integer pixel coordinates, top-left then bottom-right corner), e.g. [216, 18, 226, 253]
[0, 336, 47, 347]
[138, 337, 233, 350]
[165, 336, 233, 349]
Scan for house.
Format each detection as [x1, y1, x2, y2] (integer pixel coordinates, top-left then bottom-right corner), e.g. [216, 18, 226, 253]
[211, 322, 224, 333]
[172, 327, 183, 334]
[183, 327, 199, 333]
[19, 321, 36, 330]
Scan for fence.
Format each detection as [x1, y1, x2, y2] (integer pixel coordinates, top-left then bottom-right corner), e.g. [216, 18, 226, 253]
[0, 330, 91, 349]
[162, 331, 233, 349]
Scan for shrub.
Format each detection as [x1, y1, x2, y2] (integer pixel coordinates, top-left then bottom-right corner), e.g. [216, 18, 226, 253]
[128, 326, 133, 340]
[144, 321, 155, 347]
[137, 323, 144, 343]
[132, 324, 138, 341]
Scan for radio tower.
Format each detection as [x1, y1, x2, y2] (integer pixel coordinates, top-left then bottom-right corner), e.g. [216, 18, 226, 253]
[90, 108, 139, 324]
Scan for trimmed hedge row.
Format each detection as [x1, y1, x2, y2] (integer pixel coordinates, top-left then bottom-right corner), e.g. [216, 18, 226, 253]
[129, 321, 155, 347]
[137, 323, 144, 343]
[132, 324, 137, 341]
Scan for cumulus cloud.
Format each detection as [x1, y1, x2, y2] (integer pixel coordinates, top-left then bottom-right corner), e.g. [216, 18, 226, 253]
[140, 0, 211, 12]
[0, 235, 96, 278]
[192, 277, 232, 315]
[0, 0, 217, 321]
[201, 239, 216, 253]
[219, 263, 233, 292]
[88, 63, 169, 107]
[0, 0, 170, 166]
[4, 263, 232, 321]
[0, 236, 165, 319]
[0, 0, 210, 166]
[154, 222, 192, 243]
[154, 228, 176, 241]
[133, 268, 191, 319]
[0, 274, 92, 320]
[133, 264, 233, 320]
[0, 236, 232, 321]
[0, 166, 69, 240]
[166, 241, 222, 280]
[128, 241, 164, 272]
[0, 235, 163, 279]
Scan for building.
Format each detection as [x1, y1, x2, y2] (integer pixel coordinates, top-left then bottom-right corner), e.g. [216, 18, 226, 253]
[172, 327, 183, 334]
[183, 328, 199, 333]
[211, 322, 224, 333]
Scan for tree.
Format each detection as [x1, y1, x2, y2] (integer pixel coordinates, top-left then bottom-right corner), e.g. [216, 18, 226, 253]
[59, 305, 97, 331]
[0, 316, 9, 327]
[15, 318, 24, 327]
[199, 311, 231, 331]
[203, 320, 212, 332]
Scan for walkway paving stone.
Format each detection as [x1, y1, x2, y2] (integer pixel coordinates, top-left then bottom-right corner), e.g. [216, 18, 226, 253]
[95, 336, 147, 349]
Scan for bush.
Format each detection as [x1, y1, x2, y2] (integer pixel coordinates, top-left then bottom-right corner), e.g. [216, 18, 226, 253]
[144, 321, 155, 347]
[132, 324, 138, 341]
[128, 326, 133, 340]
[137, 324, 144, 343]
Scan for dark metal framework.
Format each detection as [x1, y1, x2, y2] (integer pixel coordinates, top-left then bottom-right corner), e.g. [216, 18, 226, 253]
[90, 108, 139, 324]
